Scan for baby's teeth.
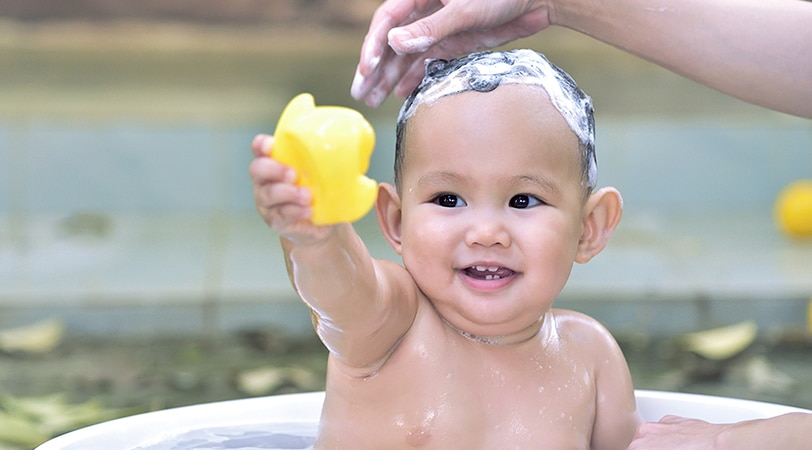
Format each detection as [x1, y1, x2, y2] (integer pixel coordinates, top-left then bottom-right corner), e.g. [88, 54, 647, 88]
[485, 275, 501, 280]
[475, 266, 499, 272]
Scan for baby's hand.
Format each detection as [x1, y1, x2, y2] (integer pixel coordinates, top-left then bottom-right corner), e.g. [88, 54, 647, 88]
[249, 134, 333, 245]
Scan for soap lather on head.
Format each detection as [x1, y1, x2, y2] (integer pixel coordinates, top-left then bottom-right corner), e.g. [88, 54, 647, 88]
[395, 49, 597, 192]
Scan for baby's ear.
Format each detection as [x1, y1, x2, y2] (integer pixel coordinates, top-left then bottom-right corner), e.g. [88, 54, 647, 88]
[575, 187, 623, 264]
[375, 182, 404, 255]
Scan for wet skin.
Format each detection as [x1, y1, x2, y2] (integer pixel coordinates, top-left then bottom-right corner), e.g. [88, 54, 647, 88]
[307, 86, 639, 449]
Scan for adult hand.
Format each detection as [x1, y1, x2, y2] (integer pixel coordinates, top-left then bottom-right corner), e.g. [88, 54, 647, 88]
[351, 0, 549, 107]
[629, 413, 812, 450]
[352, 0, 812, 118]
[628, 415, 733, 449]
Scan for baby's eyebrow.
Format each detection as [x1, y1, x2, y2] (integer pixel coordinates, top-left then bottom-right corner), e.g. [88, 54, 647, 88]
[513, 174, 560, 195]
[416, 171, 561, 195]
[416, 171, 465, 189]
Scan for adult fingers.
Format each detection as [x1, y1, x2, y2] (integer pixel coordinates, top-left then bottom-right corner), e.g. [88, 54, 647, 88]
[358, 0, 424, 74]
[353, 1, 446, 103]
[365, 50, 427, 107]
[386, 2, 470, 55]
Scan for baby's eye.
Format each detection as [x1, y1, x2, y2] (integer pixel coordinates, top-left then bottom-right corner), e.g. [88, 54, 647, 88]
[432, 193, 467, 208]
[509, 194, 544, 209]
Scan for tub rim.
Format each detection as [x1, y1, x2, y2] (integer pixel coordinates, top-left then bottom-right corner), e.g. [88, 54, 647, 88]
[36, 389, 811, 449]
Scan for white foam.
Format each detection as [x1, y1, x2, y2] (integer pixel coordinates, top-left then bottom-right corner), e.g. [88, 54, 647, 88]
[398, 49, 597, 188]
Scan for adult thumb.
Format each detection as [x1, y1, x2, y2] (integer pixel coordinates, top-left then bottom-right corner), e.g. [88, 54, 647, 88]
[387, 5, 467, 54]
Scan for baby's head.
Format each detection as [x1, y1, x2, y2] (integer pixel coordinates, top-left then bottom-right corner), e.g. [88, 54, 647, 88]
[395, 49, 596, 195]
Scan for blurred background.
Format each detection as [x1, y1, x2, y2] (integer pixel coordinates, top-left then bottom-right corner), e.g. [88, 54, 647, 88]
[0, 1, 810, 448]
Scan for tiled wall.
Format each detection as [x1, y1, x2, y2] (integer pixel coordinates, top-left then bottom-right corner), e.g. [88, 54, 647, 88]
[596, 118, 812, 216]
[2, 117, 809, 217]
[1, 115, 809, 336]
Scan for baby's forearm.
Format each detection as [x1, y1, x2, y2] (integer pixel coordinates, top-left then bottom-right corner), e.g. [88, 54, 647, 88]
[282, 224, 377, 324]
[281, 224, 413, 369]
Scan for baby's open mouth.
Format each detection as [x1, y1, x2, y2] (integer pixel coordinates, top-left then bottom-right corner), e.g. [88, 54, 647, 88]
[464, 265, 516, 280]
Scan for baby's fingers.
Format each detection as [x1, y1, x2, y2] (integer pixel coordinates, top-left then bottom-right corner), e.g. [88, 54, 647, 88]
[248, 146, 312, 231]
[250, 156, 309, 214]
[252, 173, 309, 208]
[248, 156, 298, 187]
[251, 134, 273, 158]
[253, 177, 313, 228]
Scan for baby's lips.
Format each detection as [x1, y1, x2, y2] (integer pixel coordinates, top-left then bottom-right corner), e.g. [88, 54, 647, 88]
[272, 93, 378, 225]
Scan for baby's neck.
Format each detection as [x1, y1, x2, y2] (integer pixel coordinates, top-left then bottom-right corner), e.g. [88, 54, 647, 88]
[441, 313, 550, 346]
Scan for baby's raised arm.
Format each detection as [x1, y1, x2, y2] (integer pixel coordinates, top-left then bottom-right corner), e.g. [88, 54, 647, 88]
[250, 134, 417, 374]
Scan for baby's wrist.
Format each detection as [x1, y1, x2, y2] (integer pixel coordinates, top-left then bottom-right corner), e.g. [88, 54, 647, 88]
[280, 228, 334, 249]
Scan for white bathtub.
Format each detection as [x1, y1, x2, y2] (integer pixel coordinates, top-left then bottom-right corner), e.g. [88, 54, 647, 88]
[37, 390, 810, 450]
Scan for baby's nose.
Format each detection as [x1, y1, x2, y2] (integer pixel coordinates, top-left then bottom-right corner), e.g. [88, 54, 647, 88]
[464, 217, 511, 248]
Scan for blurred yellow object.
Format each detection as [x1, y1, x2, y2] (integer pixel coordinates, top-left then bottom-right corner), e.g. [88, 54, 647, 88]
[271, 93, 377, 225]
[808, 297, 812, 334]
[0, 318, 63, 354]
[774, 179, 812, 239]
[681, 320, 758, 360]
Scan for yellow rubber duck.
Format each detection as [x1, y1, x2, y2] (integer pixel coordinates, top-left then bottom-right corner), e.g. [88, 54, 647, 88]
[774, 179, 812, 239]
[271, 94, 377, 225]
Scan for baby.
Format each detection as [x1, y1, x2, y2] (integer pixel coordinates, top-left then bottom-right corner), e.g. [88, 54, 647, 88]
[250, 49, 641, 449]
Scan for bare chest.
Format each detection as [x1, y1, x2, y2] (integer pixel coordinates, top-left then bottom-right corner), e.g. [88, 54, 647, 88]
[319, 340, 597, 449]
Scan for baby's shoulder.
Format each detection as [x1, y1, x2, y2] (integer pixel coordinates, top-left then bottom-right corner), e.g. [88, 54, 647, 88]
[551, 308, 617, 348]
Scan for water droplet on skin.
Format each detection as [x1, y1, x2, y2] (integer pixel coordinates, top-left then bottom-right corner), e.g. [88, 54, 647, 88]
[406, 428, 431, 446]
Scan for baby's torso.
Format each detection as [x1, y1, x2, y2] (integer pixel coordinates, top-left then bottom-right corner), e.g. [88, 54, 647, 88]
[316, 309, 599, 449]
